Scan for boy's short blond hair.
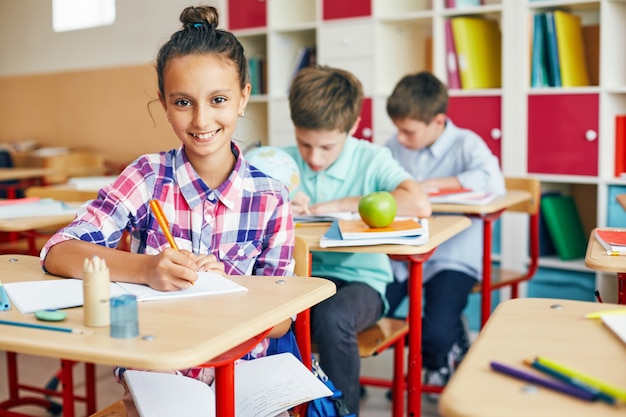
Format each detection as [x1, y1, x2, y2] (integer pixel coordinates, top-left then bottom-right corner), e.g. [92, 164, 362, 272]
[386, 71, 448, 124]
[288, 66, 363, 133]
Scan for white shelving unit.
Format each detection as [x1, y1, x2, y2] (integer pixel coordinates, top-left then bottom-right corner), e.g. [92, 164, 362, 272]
[227, 0, 626, 303]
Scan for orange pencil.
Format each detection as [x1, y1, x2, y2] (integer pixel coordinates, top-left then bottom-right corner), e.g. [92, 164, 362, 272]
[149, 199, 179, 251]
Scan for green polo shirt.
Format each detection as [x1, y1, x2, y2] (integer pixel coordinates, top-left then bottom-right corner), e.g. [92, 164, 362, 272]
[284, 136, 412, 307]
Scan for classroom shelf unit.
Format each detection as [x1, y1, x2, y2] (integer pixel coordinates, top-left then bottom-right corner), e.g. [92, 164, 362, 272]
[225, 0, 626, 304]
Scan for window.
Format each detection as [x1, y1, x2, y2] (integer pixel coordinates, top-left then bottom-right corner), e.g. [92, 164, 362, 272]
[52, 0, 116, 32]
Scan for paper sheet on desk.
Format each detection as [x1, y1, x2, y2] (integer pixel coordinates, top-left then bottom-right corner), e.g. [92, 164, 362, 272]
[4, 271, 248, 314]
[294, 212, 359, 223]
[601, 314, 626, 346]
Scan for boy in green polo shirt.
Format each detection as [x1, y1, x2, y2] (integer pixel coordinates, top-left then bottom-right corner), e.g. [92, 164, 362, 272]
[283, 66, 432, 414]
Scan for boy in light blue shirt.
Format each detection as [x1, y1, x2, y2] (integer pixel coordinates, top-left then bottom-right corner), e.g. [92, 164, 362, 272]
[384, 71, 505, 394]
[284, 66, 432, 414]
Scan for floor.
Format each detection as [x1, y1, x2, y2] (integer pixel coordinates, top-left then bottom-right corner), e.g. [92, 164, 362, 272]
[0, 349, 442, 417]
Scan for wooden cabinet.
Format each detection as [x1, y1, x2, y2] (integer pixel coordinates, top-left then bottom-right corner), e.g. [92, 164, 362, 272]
[527, 94, 598, 176]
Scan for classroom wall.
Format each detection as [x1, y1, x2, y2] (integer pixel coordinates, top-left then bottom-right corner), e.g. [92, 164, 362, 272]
[0, 0, 222, 165]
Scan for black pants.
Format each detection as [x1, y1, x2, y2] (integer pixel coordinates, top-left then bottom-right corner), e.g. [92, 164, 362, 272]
[386, 269, 477, 370]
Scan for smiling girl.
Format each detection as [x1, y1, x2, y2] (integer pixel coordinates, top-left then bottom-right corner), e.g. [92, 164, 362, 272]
[40, 5, 295, 415]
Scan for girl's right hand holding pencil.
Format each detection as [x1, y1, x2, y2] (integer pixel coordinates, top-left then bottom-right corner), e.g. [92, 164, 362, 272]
[145, 248, 200, 291]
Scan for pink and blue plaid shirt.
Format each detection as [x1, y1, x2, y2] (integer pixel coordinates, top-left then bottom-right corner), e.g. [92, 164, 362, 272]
[41, 143, 295, 276]
[41, 143, 295, 383]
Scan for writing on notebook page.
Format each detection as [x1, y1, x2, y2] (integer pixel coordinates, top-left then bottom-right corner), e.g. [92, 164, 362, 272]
[124, 353, 332, 417]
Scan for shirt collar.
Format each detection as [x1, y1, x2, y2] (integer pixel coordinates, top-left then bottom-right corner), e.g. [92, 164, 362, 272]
[173, 143, 243, 211]
[428, 118, 458, 157]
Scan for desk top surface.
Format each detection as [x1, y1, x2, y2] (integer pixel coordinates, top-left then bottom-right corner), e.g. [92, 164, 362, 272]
[0, 255, 335, 370]
[439, 298, 626, 417]
[585, 229, 626, 272]
[295, 215, 471, 254]
[431, 190, 531, 214]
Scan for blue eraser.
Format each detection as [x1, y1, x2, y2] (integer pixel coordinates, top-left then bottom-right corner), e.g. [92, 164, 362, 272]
[0, 286, 10, 311]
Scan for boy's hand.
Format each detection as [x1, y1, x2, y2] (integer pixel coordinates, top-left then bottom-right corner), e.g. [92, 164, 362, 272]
[291, 191, 312, 214]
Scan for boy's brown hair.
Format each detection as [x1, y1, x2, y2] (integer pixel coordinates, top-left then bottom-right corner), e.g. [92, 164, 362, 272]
[386, 71, 448, 124]
[288, 66, 363, 133]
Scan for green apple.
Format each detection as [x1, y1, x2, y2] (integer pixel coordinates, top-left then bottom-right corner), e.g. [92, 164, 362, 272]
[358, 191, 397, 228]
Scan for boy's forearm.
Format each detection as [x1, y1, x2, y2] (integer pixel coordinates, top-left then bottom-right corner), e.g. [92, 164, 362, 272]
[392, 180, 432, 218]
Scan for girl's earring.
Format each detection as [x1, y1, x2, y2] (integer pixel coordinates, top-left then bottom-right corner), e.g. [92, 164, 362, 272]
[238, 110, 245, 118]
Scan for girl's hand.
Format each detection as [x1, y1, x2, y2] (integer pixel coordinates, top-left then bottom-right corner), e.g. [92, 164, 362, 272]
[193, 253, 226, 274]
[144, 248, 199, 291]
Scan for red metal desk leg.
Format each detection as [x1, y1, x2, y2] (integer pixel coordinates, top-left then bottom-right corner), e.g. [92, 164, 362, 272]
[406, 249, 436, 417]
[215, 362, 236, 417]
[60, 360, 76, 417]
[200, 330, 271, 417]
[481, 219, 493, 328]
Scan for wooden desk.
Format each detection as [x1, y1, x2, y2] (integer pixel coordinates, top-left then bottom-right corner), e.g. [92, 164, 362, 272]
[25, 185, 99, 202]
[431, 190, 533, 327]
[439, 298, 626, 417]
[585, 229, 626, 304]
[296, 215, 472, 417]
[0, 255, 336, 417]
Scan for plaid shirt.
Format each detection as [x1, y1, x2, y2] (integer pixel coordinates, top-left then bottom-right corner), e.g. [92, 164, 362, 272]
[41, 143, 295, 276]
[41, 144, 295, 383]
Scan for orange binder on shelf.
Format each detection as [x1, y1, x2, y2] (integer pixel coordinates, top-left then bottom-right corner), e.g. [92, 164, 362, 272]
[450, 17, 502, 89]
[616, 115, 626, 178]
[553, 10, 590, 87]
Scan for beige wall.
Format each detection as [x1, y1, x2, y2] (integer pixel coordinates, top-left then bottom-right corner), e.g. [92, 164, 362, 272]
[0, 0, 223, 165]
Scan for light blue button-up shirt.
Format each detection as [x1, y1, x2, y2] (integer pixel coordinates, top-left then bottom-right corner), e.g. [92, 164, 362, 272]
[285, 136, 413, 301]
[385, 119, 505, 283]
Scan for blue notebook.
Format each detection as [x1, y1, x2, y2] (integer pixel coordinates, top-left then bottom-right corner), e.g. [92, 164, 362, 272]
[319, 220, 428, 248]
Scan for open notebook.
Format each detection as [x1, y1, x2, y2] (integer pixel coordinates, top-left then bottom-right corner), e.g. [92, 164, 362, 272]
[124, 353, 332, 417]
[4, 271, 247, 314]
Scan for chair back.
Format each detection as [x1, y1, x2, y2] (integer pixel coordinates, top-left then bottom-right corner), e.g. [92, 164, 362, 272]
[293, 236, 310, 277]
[504, 177, 541, 215]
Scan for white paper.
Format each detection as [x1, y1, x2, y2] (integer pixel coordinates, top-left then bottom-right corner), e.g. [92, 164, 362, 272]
[429, 191, 498, 205]
[124, 353, 332, 417]
[5, 271, 248, 314]
[115, 272, 248, 302]
[601, 314, 626, 345]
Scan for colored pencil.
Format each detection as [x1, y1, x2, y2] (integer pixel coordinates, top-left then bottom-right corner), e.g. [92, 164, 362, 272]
[536, 356, 626, 403]
[0, 319, 86, 334]
[490, 361, 596, 402]
[149, 199, 179, 251]
[524, 358, 614, 404]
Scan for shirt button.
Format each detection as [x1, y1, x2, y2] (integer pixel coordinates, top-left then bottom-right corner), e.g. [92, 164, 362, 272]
[237, 249, 245, 256]
[208, 193, 216, 201]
